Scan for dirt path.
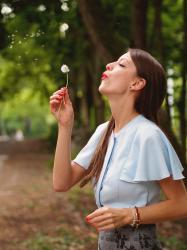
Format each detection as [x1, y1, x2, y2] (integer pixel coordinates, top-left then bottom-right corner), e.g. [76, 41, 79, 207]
[0, 152, 98, 250]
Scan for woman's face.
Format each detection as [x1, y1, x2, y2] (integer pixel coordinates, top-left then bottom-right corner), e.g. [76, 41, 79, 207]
[99, 52, 138, 96]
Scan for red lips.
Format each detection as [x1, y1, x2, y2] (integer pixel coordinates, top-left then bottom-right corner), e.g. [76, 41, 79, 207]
[101, 73, 108, 80]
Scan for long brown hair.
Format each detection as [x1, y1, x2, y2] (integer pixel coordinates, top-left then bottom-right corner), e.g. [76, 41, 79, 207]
[79, 48, 167, 188]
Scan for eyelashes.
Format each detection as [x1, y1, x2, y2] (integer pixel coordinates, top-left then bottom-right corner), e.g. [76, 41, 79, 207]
[119, 63, 125, 67]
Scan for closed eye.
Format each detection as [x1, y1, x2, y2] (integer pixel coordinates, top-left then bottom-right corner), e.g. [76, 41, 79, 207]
[119, 63, 125, 67]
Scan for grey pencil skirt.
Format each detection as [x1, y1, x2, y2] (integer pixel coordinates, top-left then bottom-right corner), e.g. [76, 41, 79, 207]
[98, 224, 163, 250]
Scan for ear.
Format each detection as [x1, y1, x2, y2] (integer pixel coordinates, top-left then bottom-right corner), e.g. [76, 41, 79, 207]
[133, 77, 146, 90]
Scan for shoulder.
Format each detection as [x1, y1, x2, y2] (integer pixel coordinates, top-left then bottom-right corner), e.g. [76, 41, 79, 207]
[95, 120, 110, 133]
[122, 117, 185, 182]
[135, 117, 166, 143]
[87, 120, 109, 141]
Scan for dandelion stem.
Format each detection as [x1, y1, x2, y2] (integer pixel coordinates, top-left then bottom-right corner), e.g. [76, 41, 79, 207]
[66, 73, 69, 88]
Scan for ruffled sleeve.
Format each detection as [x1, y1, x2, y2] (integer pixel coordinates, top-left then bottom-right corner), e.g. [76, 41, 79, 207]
[72, 121, 109, 170]
[120, 127, 185, 182]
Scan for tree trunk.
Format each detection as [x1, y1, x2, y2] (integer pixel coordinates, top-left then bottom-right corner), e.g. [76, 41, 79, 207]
[78, 0, 115, 63]
[131, 0, 148, 49]
[92, 54, 105, 125]
[152, 0, 172, 127]
[179, 0, 187, 163]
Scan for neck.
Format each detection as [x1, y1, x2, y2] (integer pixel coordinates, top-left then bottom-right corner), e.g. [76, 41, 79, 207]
[108, 97, 140, 133]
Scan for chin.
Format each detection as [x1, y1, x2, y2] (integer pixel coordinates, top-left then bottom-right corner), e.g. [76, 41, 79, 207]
[98, 85, 110, 96]
[99, 79, 116, 95]
[98, 83, 106, 94]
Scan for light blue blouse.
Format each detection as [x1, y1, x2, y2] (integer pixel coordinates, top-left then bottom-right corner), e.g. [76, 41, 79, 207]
[72, 114, 185, 208]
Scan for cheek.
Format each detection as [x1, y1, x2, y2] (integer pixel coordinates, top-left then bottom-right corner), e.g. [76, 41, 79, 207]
[114, 73, 129, 89]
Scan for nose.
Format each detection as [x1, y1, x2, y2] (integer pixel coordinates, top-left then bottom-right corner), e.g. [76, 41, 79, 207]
[106, 63, 112, 71]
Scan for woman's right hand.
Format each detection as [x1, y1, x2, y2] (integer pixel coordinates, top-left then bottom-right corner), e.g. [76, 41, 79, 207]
[49, 87, 74, 129]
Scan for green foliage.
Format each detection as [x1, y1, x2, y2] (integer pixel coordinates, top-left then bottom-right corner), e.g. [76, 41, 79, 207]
[22, 231, 86, 250]
[159, 235, 187, 250]
[0, 0, 90, 139]
[0, 87, 53, 137]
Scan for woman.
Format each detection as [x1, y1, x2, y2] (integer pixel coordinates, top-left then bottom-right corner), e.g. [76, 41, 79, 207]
[50, 48, 187, 250]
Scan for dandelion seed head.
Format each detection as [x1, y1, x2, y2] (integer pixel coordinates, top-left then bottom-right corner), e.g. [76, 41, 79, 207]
[61, 64, 70, 73]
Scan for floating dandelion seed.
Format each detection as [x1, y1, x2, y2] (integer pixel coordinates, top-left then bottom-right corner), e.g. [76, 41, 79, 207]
[59, 23, 69, 38]
[61, 3, 69, 11]
[60, 23, 69, 33]
[1, 4, 13, 15]
[37, 4, 46, 12]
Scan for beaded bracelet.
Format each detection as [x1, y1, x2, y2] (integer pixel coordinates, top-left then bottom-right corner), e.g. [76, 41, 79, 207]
[130, 207, 141, 228]
[130, 207, 136, 227]
[135, 206, 141, 228]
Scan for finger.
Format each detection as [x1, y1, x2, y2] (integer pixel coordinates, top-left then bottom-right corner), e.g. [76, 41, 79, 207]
[50, 99, 61, 107]
[63, 88, 72, 105]
[50, 103, 59, 113]
[52, 90, 63, 95]
[89, 213, 112, 224]
[50, 94, 63, 100]
[86, 207, 109, 220]
[52, 88, 66, 96]
[58, 99, 63, 109]
[95, 218, 113, 228]
[50, 100, 61, 105]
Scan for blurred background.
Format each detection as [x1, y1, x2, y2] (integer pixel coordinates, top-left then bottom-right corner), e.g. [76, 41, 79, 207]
[0, 0, 186, 250]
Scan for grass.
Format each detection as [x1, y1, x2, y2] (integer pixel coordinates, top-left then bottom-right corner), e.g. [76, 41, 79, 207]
[22, 225, 97, 250]
[22, 233, 84, 250]
[159, 235, 187, 250]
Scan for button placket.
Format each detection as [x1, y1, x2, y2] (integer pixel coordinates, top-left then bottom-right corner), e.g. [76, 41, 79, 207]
[98, 137, 117, 207]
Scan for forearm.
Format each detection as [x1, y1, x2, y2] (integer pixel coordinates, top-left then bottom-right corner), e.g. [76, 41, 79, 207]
[53, 125, 73, 191]
[138, 197, 187, 224]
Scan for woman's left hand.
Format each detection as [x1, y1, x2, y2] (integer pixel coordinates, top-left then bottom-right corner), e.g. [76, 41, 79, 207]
[85, 206, 132, 232]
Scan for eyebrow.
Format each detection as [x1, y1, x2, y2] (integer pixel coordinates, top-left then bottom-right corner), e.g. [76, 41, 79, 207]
[118, 57, 131, 65]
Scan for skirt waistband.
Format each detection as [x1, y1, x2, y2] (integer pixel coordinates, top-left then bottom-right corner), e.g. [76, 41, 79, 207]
[117, 223, 156, 230]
